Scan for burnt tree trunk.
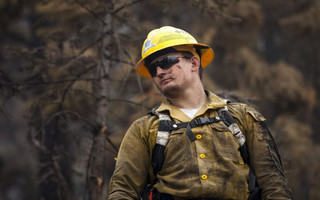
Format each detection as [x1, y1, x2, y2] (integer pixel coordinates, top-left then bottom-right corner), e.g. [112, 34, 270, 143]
[87, 1, 114, 200]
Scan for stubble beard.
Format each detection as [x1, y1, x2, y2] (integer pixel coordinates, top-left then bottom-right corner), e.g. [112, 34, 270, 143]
[156, 83, 182, 99]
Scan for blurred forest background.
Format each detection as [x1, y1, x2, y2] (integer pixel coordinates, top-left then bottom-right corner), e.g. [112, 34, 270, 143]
[0, 0, 319, 200]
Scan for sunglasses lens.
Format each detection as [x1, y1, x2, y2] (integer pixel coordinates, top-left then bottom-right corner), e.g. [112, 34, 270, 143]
[148, 67, 157, 77]
[147, 55, 180, 77]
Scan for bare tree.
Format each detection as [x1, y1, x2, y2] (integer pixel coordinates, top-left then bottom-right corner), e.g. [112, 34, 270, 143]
[3, 1, 320, 200]
[86, 0, 114, 199]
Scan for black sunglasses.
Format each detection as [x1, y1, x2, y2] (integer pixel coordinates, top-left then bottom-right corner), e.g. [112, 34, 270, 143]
[146, 55, 191, 77]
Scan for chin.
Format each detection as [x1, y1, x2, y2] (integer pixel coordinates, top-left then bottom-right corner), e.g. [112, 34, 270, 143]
[160, 85, 181, 97]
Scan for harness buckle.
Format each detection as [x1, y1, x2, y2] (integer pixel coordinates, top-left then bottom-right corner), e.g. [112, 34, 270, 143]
[195, 117, 210, 125]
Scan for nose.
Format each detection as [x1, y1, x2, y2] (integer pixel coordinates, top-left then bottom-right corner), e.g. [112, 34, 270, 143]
[155, 66, 166, 77]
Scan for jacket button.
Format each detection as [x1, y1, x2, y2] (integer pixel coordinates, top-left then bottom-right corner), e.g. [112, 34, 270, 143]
[200, 154, 206, 158]
[201, 175, 207, 180]
[196, 134, 202, 140]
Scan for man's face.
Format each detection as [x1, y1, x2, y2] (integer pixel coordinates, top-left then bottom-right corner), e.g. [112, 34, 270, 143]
[147, 52, 197, 97]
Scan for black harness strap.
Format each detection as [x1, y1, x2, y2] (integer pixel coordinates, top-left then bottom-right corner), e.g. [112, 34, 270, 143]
[186, 117, 221, 142]
[157, 116, 222, 142]
[218, 108, 249, 163]
[146, 106, 260, 200]
[218, 108, 257, 194]
[186, 123, 196, 142]
[151, 116, 221, 174]
[159, 117, 222, 131]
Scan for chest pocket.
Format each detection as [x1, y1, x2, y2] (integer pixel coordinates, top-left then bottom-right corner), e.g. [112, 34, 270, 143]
[162, 129, 191, 169]
[210, 122, 244, 164]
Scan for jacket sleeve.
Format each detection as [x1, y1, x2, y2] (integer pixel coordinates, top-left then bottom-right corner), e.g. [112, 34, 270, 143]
[108, 117, 153, 200]
[228, 103, 294, 200]
[241, 106, 294, 199]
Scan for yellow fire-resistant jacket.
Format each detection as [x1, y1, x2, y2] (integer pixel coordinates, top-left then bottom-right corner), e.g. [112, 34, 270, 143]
[108, 91, 293, 200]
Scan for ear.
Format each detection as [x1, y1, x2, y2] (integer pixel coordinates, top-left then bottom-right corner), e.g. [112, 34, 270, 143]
[190, 56, 200, 72]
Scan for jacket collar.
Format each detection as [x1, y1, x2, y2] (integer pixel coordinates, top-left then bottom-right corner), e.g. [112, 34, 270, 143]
[156, 90, 227, 122]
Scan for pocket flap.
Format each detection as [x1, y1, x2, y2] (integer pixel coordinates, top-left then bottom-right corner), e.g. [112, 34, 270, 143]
[170, 129, 184, 136]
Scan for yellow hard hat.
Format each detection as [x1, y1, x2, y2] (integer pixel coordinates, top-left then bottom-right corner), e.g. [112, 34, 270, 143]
[136, 26, 214, 78]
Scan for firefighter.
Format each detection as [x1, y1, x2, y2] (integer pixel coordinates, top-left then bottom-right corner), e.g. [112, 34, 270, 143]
[108, 26, 293, 200]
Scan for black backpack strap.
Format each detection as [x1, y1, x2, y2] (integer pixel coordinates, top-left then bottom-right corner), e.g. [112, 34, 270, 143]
[143, 112, 171, 199]
[218, 105, 260, 196]
[147, 105, 260, 198]
[185, 116, 222, 142]
[218, 107, 246, 145]
[151, 113, 172, 175]
[151, 112, 223, 174]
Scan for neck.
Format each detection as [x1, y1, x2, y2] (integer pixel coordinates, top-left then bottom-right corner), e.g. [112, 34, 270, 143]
[167, 87, 207, 109]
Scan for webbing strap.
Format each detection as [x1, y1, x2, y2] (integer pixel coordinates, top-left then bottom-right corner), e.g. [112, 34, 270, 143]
[186, 123, 196, 142]
[151, 106, 259, 196]
[186, 117, 221, 142]
[158, 116, 222, 142]
[218, 107, 246, 146]
[218, 107, 257, 193]
[152, 115, 222, 174]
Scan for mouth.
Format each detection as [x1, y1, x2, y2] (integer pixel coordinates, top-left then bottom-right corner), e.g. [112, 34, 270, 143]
[160, 78, 171, 85]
